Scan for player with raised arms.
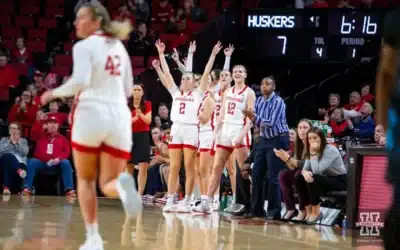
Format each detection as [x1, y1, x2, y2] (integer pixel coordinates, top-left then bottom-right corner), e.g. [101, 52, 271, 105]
[40, 3, 142, 249]
[194, 64, 256, 213]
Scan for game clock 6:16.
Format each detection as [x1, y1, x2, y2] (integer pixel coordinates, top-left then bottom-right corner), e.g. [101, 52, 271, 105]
[329, 12, 380, 35]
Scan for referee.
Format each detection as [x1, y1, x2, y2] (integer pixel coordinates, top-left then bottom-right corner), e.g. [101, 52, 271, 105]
[376, 8, 400, 250]
[243, 77, 289, 220]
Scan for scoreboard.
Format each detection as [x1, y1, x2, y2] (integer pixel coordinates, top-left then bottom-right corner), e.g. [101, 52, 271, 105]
[244, 9, 385, 62]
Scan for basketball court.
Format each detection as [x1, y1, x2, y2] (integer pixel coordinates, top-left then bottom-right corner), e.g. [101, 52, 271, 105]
[0, 196, 383, 250]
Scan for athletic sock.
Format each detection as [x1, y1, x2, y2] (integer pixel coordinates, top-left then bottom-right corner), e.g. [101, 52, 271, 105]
[85, 223, 99, 237]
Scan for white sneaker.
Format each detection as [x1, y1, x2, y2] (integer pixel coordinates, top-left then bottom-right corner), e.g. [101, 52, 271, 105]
[117, 172, 142, 218]
[212, 200, 220, 211]
[176, 199, 191, 213]
[79, 234, 104, 250]
[163, 199, 176, 213]
[192, 199, 213, 214]
[190, 198, 201, 208]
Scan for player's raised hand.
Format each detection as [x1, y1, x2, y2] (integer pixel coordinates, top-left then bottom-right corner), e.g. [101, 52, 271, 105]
[224, 44, 235, 57]
[155, 40, 166, 54]
[171, 48, 180, 61]
[212, 41, 223, 56]
[152, 59, 161, 68]
[188, 41, 196, 54]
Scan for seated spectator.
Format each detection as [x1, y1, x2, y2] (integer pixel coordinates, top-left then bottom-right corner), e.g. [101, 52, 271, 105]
[8, 90, 38, 126]
[152, 0, 174, 24]
[374, 124, 386, 145]
[343, 91, 363, 111]
[33, 70, 46, 93]
[361, 83, 374, 103]
[27, 84, 40, 107]
[31, 110, 47, 141]
[0, 122, 29, 194]
[275, 119, 312, 221]
[47, 100, 68, 126]
[22, 117, 75, 196]
[351, 102, 375, 139]
[158, 103, 172, 128]
[328, 108, 353, 138]
[173, 8, 187, 33]
[288, 128, 297, 153]
[318, 93, 340, 119]
[113, 3, 136, 26]
[128, 0, 150, 22]
[0, 36, 11, 61]
[152, 115, 162, 130]
[12, 37, 31, 65]
[0, 52, 19, 118]
[295, 127, 347, 224]
[128, 22, 154, 56]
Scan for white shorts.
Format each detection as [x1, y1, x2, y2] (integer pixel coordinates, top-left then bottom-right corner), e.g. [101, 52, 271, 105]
[169, 123, 198, 150]
[71, 100, 132, 159]
[216, 123, 251, 152]
[198, 130, 213, 152]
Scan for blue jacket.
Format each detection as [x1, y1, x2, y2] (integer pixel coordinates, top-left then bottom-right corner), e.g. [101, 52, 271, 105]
[353, 116, 375, 139]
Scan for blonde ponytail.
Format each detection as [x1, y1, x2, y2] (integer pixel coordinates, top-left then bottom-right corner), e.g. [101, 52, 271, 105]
[82, 2, 133, 40]
[103, 20, 133, 40]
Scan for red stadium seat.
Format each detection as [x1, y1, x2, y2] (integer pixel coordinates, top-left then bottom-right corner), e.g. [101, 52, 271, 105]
[46, 0, 64, 7]
[55, 54, 72, 67]
[69, 32, 78, 42]
[2, 28, 22, 40]
[151, 23, 166, 34]
[38, 19, 57, 29]
[0, 3, 14, 13]
[133, 68, 146, 77]
[159, 33, 182, 50]
[27, 29, 47, 41]
[20, 5, 40, 16]
[147, 56, 158, 68]
[2, 39, 14, 50]
[51, 66, 70, 77]
[15, 16, 35, 28]
[0, 16, 11, 25]
[27, 40, 46, 52]
[14, 63, 29, 76]
[130, 56, 145, 68]
[20, 0, 40, 5]
[63, 42, 74, 54]
[46, 7, 64, 18]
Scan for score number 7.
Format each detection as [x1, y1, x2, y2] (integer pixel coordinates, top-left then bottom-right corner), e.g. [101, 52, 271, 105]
[277, 36, 287, 55]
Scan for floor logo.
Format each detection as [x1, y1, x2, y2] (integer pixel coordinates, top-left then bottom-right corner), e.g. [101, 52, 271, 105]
[353, 211, 384, 246]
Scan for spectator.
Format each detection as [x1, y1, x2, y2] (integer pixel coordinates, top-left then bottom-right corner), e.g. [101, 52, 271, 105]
[153, 115, 162, 130]
[318, 93, 340, 118]
[113, 3, 136, 26]
[344, 91, 362, 111]
[0, 52, 19, 118]
[351, 102, 375, 139]
[288, 128, 296, 153]
[295, 127, 347, 224]
[130, 83, 152, 196]
[128, 22, 153, 56]
[361, 84, 374, 103]
[0, 122, 29, 194]
[47, 100, 68, 126]
[33, 70, 46, 93]
[275, 119, 312, 222]
[27, 84, 40, 106]
[128, 0, 150, 22]
[12, 37, 30, 65]
[31, 110, 47, 141]
[22, 117, 75, 196]
[173, 8, 187, 33]
[158, 103, 172, 128]
[0, 36, 11, 61]
[152, 0, 174, 24]
[374, 124, 386, 145]
[328, 108, 353, 138]
[8, 90, 38, 126]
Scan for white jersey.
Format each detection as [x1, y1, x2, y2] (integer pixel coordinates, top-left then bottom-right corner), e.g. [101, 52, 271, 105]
[198, 93, 214, 132]
[222, 85, 250, 125]
[168, 86, 204, 124]
[52, 31, 133, 104]
[212, 88, 223, 128]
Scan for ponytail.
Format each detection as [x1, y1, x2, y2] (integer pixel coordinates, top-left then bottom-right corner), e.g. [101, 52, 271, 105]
[103, 20, 133, 40]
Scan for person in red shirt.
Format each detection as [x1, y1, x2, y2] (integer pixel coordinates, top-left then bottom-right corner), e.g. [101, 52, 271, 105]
[152, 0, 174, 23]
[0, 52, 19, 110]
[361, 83, 374, 103]
[12, 37, 31, 65]
[30, 110, 47, 141]
[8, 90, 39, 130]
[328, 108, 353, 138]
[21, 116, 75, 196]
[130, 83, 152, 196]
[343, 91, 363, 111]
[47, 100, 68, 126]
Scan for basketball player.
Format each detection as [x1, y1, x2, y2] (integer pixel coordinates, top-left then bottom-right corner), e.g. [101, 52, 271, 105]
[376, 8, 400, 250]
[153, 40, 213, 213]
[194, 65, 256, 213]
[40, 3, 142, 249]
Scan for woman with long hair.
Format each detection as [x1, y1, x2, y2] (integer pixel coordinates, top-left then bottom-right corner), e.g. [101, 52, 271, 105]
[153, 40, 214, 212]
[130, 83, 152, 196]
[295, 127, 347, 224]
[40, 2, 142, 249]
[194, 65, 256, 213]
[274, 119, 312, 221]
